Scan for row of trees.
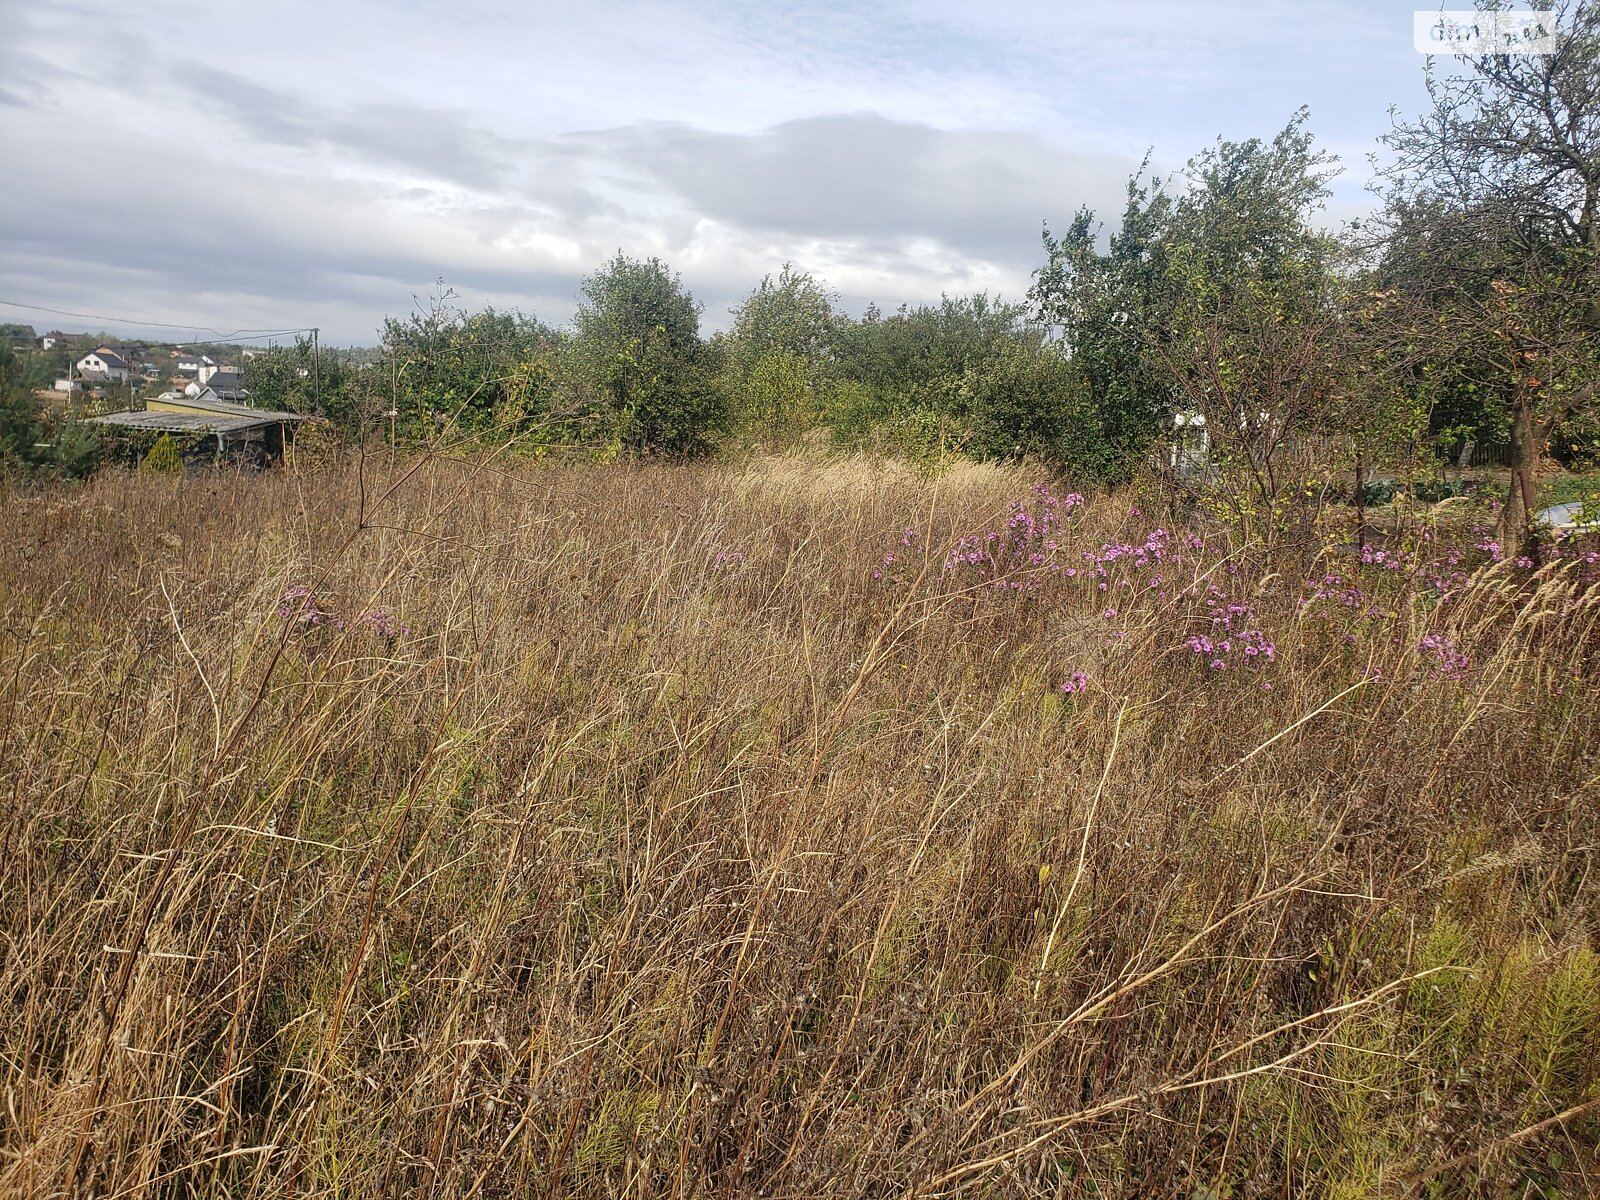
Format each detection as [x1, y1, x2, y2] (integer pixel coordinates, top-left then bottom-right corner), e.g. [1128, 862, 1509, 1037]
[243, 266, 1081, 465]
[1037, 0, 1600, 540]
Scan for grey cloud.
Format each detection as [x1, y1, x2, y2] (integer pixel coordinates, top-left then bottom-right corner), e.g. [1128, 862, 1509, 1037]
[1, 92, 1137, 344]
[586, 113, 1137, 266]
[168, 65, 527, 189]
[0, 131, 596, 342]
[0, 44, 93, 109]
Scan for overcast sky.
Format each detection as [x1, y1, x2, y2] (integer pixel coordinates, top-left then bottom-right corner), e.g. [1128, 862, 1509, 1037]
[0, 1, 1439, 345]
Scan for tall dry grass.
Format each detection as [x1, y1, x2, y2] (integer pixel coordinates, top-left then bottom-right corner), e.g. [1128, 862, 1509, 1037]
[1, 454, 1596, 1198]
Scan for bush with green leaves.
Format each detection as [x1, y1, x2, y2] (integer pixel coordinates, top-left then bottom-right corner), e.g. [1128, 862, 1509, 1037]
[379, 291, 562, 442]
[823, 295, 1081, 468]
[720, 265, 840, 450]
[567, 254, 721, 455]
[243, 337, 364, 429]
[139, 433, 184, 475]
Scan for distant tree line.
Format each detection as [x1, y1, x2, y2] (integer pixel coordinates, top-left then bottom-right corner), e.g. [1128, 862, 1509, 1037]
[242, 264, 1088, 469]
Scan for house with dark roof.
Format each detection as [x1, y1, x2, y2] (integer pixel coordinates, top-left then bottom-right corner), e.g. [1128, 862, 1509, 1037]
[183, 370, 248, 402]
[76, 348, 131, 383]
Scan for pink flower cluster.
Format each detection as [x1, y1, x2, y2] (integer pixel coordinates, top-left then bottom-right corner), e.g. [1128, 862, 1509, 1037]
[873, 529, 920, 580]
[1301, 573, 1371, 613]
[278, 585, 410, 643]
[1419, 633, 1470, 680]
[1184, 589, 1276, 672]
[890, 483, 1600, 703]
[366, 608, 411, 642]
[942, 485, 1083, 583]
[278, 584, 342, 630]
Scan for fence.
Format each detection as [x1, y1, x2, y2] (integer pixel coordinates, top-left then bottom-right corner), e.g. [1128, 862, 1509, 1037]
[1439, 439, 1514, 469]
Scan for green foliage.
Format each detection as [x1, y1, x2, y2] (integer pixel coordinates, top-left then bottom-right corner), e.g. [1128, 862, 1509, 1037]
[1371, 2, 1600, 532]
[959, 337, 1081, 464]
[244, 337, 362, 429]
[731, 347, 819, 450]
[721, 265, 840, 449]
[0, 343, 100, 479]
[1152, 110, 1357, 515]
[726, 263, 838, 375]
[1032, 161, 1173, 480]
[0, 345, 46, 471]
[380, 288, 562, 443]
[570, 254, 721, 455]
[821, 294, 1078, 466]
[1033, 111, 1365, 504]
[139, 433, 184, 475]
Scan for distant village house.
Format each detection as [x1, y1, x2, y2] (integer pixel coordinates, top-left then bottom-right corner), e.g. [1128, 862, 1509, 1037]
[184, 369, 247, 401]
[76, 347, 132, 383]
[173, 352, 216, 376]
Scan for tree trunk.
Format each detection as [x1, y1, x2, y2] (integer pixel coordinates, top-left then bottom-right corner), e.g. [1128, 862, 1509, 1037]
[1500, 391, 1540, 546]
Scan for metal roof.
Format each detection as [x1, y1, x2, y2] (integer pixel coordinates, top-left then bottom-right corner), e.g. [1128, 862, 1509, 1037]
[164, 394, 306, 421]
[87, 410, 292, 435]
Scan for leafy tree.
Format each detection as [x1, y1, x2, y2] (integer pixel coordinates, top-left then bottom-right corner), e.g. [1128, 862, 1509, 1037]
[568, 254, 720, 455]
[244, 336, 362, 430]
[731, 347, 821, 451]
[722, 265, 839, 449]
[1375, 0, 1600, 536]
[0, 345, 46, 471]
[1035, 111, 1362, 516]
[1032, 161, 1173, 480]
[1150, 110, 1354, 523]
[727, 263, 839, 374]
[825, 294, 1077, 464]
[957, 336, 1081, 465]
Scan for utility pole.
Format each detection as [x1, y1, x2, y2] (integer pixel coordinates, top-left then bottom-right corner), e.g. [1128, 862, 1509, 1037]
[311, 327, 322, 414]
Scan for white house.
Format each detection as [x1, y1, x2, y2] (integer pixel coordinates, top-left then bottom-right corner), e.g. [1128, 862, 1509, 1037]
[76, 348, 131, 383]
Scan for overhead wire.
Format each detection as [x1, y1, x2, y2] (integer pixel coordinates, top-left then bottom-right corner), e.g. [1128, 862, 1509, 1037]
[0, 298, 315, 342]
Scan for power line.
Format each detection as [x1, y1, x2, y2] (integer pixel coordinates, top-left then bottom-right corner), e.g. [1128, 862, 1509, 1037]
[0, 298, 314, 342]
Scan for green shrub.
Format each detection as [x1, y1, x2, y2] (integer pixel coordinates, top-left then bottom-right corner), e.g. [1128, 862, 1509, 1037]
[139, 433, 184, 474]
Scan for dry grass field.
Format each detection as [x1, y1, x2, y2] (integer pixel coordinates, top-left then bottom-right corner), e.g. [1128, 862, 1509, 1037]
[1, 454, 1597, 1198]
